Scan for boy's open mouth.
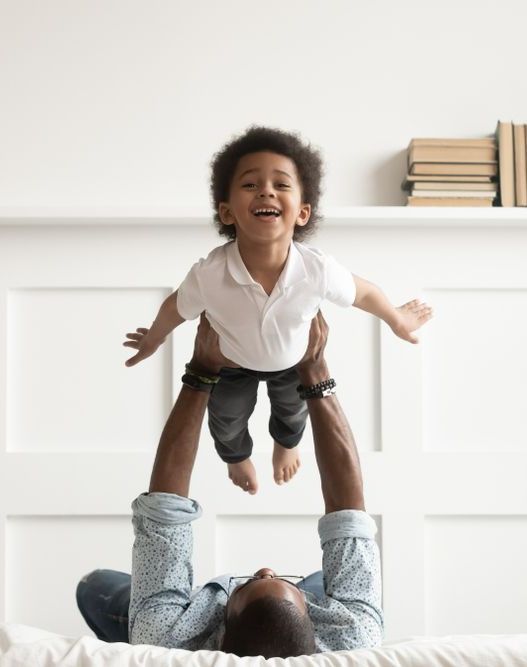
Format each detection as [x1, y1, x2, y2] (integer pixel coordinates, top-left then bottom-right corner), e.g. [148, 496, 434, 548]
[252, 207, 282, 220]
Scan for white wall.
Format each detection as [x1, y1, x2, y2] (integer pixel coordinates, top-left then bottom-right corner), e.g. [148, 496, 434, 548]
[1, 0, 525, 208]
[2, 215, 527, 642]
[1, 0, 527, 646]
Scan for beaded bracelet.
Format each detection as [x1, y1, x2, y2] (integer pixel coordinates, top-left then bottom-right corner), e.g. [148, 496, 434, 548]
[184, 363, 220, 385]
[181, 373, 216, 393]
[297, 378, 337, 400]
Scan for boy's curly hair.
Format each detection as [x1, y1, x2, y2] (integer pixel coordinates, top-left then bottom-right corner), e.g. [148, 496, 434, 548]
[210, 126, 324, 242]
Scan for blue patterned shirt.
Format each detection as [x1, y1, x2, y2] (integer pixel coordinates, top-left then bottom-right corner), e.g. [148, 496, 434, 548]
[129, 492, 383, 652]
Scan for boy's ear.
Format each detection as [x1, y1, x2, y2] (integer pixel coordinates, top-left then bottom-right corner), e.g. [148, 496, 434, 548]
[219, 203, 235, 226]
[296, 203, 311, 227]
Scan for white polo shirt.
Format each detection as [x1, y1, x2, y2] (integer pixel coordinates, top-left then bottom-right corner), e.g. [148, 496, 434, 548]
[176, 240, 356, 372]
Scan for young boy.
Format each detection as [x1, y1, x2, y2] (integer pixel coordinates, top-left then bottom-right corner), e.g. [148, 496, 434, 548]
[123, 126, 432, 495]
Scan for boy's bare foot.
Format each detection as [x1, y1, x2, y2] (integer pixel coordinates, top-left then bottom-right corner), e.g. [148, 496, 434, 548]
[227, 459, 258, 494]
[272, 442, 301, 485]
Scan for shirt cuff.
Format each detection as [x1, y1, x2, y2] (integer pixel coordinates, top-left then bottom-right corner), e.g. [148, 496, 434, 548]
[318, 509, 377, 546]
[132, 492, 202, 525]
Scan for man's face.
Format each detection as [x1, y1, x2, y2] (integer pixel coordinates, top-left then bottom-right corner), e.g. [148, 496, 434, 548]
[218, 151, 311, 246]
[226, 568, 307, 618]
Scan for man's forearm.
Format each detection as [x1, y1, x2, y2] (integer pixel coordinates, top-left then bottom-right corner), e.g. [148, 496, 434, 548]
[298, 363, 365, 513]
[149, 385, 209, 497]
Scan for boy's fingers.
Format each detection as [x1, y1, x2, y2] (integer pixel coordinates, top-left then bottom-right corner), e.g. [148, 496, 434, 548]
[126, 350, 148, 366]
[136, 327, 149, 333]
[126, 333, 143, 340]
[123, 341, 139, 348]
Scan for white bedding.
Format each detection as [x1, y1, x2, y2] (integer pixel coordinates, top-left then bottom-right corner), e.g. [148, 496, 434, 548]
[1, 624, 527, 667]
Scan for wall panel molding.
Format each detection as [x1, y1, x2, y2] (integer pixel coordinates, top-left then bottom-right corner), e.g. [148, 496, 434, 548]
[1, 217, 527, 639]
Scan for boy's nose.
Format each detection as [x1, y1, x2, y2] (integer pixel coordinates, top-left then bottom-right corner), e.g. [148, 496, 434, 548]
[258, 183, 276, 196]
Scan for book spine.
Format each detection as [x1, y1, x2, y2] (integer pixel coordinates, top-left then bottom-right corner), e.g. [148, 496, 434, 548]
[513, 124, 527, 206]
[498, 121, 515, 206]
[411, 163, 498, 176]
[411, 190, 497, 197]
[409, 138, 496, 148]
[409, 146, 497, 165]
[407, 197, 494, 207]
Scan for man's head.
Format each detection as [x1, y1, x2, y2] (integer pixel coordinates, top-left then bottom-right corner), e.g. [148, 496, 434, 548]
[210, 126, 324, 243]
[221, 568, 316, 658]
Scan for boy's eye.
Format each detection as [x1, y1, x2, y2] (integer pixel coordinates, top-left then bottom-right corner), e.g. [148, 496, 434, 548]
[277, 183, 290, 188]
[242, 183, 256, 188]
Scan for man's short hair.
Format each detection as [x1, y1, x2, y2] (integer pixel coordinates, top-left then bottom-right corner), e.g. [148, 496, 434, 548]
[221, 595, 316, 658]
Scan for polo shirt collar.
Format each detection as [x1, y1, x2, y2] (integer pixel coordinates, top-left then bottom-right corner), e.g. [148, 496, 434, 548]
[226, 241, 257, 285]
[226, 240, 308, 288]
[279, 241, 308, 288]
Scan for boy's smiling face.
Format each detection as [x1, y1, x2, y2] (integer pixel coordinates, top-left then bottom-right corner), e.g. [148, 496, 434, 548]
[219, 151, 311, 245]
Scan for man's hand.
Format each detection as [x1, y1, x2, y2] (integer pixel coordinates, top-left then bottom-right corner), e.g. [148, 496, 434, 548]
[296, 311, 330, 386]
[123, 328, 165, 367]
[188, 313, 239, 375]
[390, 299, 433, 344]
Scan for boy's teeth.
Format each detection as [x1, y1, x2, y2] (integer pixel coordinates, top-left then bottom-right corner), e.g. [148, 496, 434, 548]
[254, 209, 280, 216]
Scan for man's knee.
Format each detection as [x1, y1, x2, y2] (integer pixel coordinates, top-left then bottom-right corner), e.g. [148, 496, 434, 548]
[76, 569, 105, 611]
[76, 569, 128, 609]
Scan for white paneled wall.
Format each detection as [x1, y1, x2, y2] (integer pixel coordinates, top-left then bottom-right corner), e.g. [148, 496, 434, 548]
[7, 287, 172, 452]
[1, 214, 527, 642]
[422, 288, 527, 452]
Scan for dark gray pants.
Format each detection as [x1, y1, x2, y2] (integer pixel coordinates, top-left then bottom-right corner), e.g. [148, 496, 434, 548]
[208, 366, 308, 463]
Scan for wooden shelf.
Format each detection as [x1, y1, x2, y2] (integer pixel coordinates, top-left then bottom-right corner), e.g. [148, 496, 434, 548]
[1, 205, 527, 227]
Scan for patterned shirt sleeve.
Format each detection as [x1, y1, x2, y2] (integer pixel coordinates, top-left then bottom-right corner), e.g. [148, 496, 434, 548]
[128, 492, 202, 646]
[312, 510, 384, 651]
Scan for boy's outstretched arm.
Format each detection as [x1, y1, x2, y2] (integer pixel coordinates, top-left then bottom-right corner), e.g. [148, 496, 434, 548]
[123, 290, 186, 366]
[352, 275, 433, 344]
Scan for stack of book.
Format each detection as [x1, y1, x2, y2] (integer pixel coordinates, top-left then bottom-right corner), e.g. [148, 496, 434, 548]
[496, 121, 527, 207]
[402, 137, 498, 206]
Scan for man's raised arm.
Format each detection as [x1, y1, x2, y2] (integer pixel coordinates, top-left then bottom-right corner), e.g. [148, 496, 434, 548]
[129, 315, 237, 646]
[149, 314, 236, 496]
[296, 313, 383, 649]
[296, 312, 365, 514]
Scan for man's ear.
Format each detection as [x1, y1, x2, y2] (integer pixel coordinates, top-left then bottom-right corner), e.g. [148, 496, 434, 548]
[219, 203, 235, 226]
[296, 203, 311, 227]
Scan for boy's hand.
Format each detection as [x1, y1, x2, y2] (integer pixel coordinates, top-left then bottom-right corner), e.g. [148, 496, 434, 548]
[189, 313, 239, 375]
[123, 327, 165, 367]
[390, 299, 433, 344]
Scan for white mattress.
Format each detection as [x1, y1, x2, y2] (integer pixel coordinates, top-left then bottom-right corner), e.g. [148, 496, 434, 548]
[1, 624, 527, 667]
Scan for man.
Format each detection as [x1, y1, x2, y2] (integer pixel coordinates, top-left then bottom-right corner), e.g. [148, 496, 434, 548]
[77, 313, 383, 657]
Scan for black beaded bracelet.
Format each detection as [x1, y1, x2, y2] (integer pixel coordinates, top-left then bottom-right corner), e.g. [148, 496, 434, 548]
[184, 363, 220, 385]
[297, 378, 337, 400]
[181, 373, 216, 393]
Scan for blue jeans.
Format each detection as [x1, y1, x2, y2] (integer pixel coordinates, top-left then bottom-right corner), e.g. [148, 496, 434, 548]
[76, 569, 324, 643]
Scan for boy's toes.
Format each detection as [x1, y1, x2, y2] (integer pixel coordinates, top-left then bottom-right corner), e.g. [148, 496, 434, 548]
[272, 441, 301, 485]
[246, 479, 258, 495]
[227, 460, 259, 494]
[274, 470, 285, 485]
